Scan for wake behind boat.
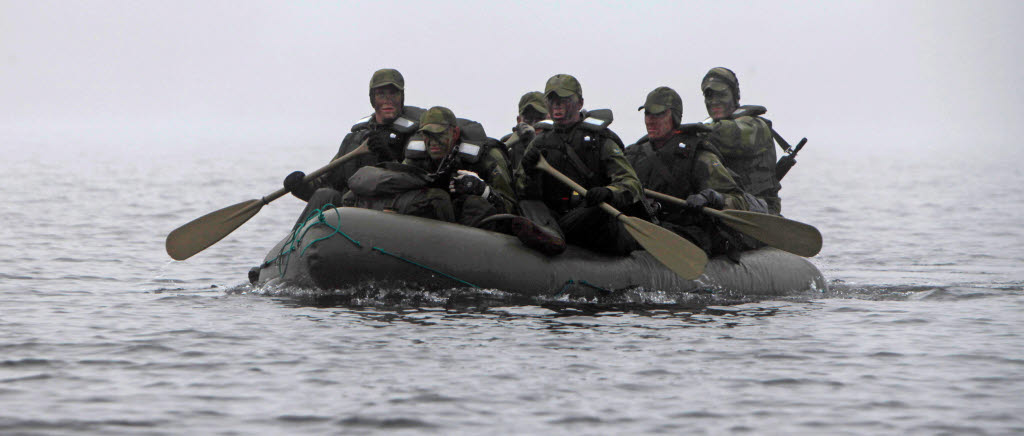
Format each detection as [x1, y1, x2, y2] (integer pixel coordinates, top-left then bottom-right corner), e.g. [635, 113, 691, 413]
[250, 207, 827, 297]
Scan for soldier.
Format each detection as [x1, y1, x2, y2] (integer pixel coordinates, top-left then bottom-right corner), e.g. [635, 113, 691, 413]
[626, 86, 762, 257]
[501, 91, 549, 169]
[404, 106, 516, 226]
[283, 68, 426, 225]
[516, 74, 645, 256]
[342, 106, 515, 227]
[701, 67, 781, 214]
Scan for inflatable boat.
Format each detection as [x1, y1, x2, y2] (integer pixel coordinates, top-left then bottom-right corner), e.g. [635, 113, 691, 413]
[251, 207, 826, 297]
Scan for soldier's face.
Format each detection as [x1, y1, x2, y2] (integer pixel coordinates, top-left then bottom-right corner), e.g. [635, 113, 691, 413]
[424, 128, 457, 161]
[704, 88, 736, 120]
[645, 110, 674, 142]
[371, 86, 403, 123]
[547, 95, 583, 125]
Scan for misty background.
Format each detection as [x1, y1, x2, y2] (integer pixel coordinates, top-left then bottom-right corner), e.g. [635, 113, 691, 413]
[3, 0, 1021, 164]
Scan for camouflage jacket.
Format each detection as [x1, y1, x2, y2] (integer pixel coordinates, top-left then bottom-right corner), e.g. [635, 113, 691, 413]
[706, 113, 781, 214]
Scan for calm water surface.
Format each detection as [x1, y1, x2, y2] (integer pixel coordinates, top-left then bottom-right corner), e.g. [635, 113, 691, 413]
[1, 133, 1021, 435]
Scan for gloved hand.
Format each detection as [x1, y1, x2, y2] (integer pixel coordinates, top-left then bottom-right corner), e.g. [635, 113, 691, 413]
[516, 122, 536, 144]
[685, 188, 725, 211]
[450, 170, 490, 198]
[283, 171, 306, 193]
[585, 186, 613, 206]
[367, 130, 396, 161]
[520, 147, 543, 170]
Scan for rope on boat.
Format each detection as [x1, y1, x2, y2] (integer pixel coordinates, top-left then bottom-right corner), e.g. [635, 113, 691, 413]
[263, 205, 480, 289]
[370, 247, 480, 289]
[555, 279, 612, 296]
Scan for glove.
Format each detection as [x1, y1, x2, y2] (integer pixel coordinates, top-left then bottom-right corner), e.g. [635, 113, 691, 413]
[367, 130, 396, 161]
[685, 188, 725, 211]
[516, 122, 536, 144]
[283, 171, 306, 193]
[449, 170, 490, 198]
[585, 186, 613, 206]
[520, 147, 543, 170]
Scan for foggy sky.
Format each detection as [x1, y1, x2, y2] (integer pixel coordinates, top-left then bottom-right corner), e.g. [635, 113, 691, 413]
[2, 0, 1021, 159]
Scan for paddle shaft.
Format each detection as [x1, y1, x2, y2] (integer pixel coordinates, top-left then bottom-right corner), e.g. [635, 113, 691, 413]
[644, 189, 738, 222]
[534, 158, 619, 218]
[165, 143, 370, 260]
[260, 143, 370, 205]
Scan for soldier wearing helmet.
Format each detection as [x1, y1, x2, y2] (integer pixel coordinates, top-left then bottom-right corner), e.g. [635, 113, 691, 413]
[515, 74, 645, 256]
[626, 86, 764, 257]
[282, 68, 426, 226]
[701, 67, 781, 214]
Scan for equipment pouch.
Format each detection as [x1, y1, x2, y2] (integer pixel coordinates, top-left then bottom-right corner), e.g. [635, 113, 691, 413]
[347, 163, 430, 197]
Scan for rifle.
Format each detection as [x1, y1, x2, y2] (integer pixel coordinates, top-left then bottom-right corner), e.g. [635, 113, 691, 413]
[772, 131, 808, 181]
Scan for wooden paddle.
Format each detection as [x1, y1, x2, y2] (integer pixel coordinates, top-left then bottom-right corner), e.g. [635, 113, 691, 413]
[165, 143, 370, 260]
[645, 189, 822, 257]
[534, 156, 708, 280]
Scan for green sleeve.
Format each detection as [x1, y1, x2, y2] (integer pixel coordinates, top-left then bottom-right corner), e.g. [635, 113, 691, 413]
[711, 116, 772, 158]
[600, 137, 643, 206]
[480, 147, 517, 213]
[513, 141, 540, 200]
[694, 151, 750, 211]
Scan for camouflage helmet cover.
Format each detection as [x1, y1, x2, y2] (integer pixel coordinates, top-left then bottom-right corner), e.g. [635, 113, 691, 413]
[638, 86, 682, 126]
[518, 91, 549, 116]
[544, 74, 582, 99]
[418, 106, 457, 134]
[701, 67, 739, 100]
[370, 68, 405, 91]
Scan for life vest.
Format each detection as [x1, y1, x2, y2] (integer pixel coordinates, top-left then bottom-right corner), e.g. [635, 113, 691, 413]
[625, 123, 720, 200]
[529, 109, 619, 212]
[403, 118, 493, 168]
[350, 106, 425, 135]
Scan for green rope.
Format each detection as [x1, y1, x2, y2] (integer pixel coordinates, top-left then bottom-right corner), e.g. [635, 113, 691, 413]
[299, 205, 361, 256]
[555, 279, 612, 296]
[371, 247, 480, 289]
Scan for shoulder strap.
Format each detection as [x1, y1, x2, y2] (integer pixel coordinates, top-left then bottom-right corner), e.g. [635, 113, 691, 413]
[562, 135, 598, 186]
[641, 142, 675, 184]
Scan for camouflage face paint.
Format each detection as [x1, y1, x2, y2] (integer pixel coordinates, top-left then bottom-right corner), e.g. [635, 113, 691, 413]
[546, 95, 582, 125]
[645, 109, 675, 144]
[704, 88, 736, 121]
[424, 128, 456, 161]
[371, 86, 403, 123]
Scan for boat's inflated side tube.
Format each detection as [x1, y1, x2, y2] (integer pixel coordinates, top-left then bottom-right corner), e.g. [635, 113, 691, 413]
[255, 207, 827, 296]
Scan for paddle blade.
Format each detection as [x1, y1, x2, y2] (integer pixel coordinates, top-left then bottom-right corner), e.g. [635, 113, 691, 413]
[619, 215, 708, 280]
[713, 209, 822, 257]
[165, 199, 265, 260]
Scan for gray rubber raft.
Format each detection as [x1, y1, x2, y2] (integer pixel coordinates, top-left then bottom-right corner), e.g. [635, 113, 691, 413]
[253, 207, 827, 296]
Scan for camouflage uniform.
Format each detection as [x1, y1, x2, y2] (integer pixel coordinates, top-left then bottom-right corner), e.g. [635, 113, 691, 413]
[702, 68, 782, 215]
[515, 74, 645, 256]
